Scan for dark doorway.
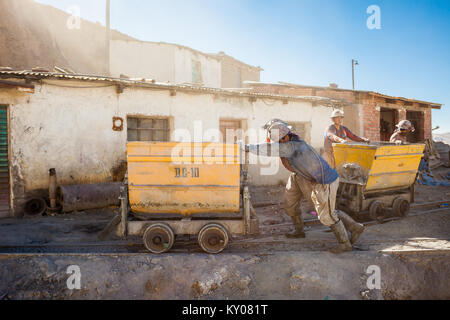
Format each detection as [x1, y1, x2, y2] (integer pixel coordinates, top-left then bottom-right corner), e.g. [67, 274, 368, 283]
[406, 111, 424, 142]
[380, 108, 397, 141]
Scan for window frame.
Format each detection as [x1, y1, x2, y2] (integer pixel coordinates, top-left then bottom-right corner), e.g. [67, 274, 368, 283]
[127, 116, 171, 142]
[219, 119, 243, 144]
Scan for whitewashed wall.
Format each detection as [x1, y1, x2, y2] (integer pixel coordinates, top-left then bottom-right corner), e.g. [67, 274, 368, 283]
[173, 46, 221, 87]
[110, 40, 221, 87]
[110, 40, 175, 81]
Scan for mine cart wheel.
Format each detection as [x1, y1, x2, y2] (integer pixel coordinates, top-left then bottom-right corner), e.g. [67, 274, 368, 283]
[24, 198, 47, 216]
[392, 197, 410, 217]
[198, 223, 229, 254]
[369, 200, 386, 222]
[143, 223, 175, 254]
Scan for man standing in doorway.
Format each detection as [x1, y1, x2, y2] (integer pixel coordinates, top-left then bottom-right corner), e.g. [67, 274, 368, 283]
[390, 120, 415, 144]
[324, 110, 369, 168]
[239, 119, 365, 253]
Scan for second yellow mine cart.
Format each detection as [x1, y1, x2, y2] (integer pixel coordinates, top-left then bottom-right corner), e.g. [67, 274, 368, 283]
[116, 142, 258, 254]
[333, 142, 425, 221]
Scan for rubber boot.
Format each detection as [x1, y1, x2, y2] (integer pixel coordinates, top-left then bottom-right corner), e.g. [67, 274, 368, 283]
[329, 220, 352, 254]
[337, 211, 365, 245]
[285, 215, 305, 238]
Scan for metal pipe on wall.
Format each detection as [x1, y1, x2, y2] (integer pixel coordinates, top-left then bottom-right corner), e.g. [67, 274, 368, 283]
[49, 168, 57, 209]
[57, 182, 121, 213]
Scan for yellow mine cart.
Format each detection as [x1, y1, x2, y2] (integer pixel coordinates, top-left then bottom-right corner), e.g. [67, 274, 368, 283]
[116, 142, 258, 254]
[333, 142, 425, 221]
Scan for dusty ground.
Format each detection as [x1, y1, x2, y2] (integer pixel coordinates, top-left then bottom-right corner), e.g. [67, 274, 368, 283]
[0, 171, 449, 300]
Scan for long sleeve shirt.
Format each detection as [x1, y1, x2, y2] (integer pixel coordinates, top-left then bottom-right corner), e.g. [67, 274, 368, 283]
[324, 124, 365, 153]
[246, 137, 338, 185]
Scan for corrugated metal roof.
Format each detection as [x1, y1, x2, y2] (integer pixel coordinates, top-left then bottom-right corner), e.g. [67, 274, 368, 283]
[0, 70, 347, 106]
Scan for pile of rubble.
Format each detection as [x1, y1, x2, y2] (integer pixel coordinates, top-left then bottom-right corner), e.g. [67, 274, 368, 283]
[417, 139, 450, 187]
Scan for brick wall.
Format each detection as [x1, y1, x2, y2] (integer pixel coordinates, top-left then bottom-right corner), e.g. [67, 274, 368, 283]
[423, 108, 432, 140]
[360, 97, 381, 141]
[397, 108, 407, 121]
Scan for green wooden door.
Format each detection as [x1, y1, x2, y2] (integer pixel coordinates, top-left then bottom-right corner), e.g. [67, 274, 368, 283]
[0, 106, 9, 217]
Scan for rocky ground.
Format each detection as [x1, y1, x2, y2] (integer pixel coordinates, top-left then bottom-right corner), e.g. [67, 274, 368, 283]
[0, 170, 449, 300]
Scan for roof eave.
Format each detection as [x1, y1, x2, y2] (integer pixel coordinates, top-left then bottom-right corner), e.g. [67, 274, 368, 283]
[0, 71, 345, 105]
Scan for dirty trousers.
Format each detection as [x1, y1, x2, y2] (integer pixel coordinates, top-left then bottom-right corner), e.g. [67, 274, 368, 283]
[284, 173, 340, 227]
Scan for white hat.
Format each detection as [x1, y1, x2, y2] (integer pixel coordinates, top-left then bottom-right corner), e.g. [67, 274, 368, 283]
[331, 109, 344, 118]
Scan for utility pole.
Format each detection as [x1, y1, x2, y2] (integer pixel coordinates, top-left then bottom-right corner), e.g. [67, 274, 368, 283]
[352, 59, 359, 90]
[105, 0, 111, 76]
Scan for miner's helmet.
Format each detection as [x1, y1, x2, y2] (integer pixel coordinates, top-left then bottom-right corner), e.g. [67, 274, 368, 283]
[331, 109, 345, 118]
[262, 119, 292, 130]
[396, 120, 415, 132]
[266, 121, 292, 142]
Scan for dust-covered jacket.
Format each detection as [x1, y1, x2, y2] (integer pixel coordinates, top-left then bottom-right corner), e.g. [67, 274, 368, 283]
[245, 136, 338, 185]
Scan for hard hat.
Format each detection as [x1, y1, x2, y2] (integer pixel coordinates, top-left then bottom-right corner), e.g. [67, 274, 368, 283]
[331, 109, 344, 118]
[262, 118, 292, 130]
[396, 120, 415, 132]
[268, 122, 291, 141]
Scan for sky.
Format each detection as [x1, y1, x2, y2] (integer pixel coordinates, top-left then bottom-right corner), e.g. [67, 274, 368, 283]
[35, 0, 450, 133]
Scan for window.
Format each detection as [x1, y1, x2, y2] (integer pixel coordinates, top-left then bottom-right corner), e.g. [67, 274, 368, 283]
[192, 60, 202, 84]
[406, 111, 424, 143]
[380, 108, 397, 141]
[219, 120, 242, 143]
[127, 117, 170, 141]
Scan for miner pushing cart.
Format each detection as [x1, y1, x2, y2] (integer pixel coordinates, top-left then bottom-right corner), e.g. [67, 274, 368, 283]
[113, 141, 259, 254]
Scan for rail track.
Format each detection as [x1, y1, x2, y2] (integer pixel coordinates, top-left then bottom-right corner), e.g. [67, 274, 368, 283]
[0, 202, 448, 255]
[258, 200, 450, 230]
